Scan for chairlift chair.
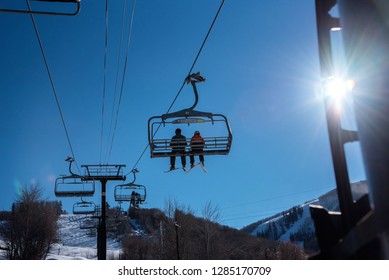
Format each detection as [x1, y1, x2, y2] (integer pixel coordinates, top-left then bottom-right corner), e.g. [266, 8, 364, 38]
[0, 0, 81, 16]
[79, 216, 98, 230]
[114, 184, 146, 204]
[72, 200, 96, 215]
[114, 169, 146, 208]
[54, 175, 95, 197]
[148, 72, 233, 158]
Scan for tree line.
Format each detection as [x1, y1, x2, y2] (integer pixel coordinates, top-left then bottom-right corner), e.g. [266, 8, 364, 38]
[120, 201, 306, 260]
[0, 186, 307, 260]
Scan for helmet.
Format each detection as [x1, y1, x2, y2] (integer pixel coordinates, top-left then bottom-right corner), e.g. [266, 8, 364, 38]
[194, 131, 200, 135]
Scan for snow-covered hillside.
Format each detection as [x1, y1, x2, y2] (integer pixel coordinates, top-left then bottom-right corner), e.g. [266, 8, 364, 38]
[243, 181, 369, 252]
[1, 181, 368, 259]
[47, 215, 122, 260]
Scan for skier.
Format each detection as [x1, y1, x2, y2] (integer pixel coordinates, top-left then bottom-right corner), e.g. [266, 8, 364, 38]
[190, 130, 205, 168]
[169, 128, 187, 171]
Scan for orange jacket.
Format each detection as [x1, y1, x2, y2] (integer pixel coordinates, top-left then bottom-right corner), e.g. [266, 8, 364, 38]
[190, 134, 205, 149]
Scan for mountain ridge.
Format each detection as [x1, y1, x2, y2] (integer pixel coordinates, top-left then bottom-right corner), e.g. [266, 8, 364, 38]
[241, 180, 368, 253]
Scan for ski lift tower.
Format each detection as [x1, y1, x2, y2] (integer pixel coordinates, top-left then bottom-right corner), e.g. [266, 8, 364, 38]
[82, 164, 126, 260]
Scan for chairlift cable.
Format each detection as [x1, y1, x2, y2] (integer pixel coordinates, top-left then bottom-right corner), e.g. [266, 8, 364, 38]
[106, 0, 137, 162]
[126, 0, 225, 175]
[221, 187, 331, 211]
[100, 0, 110, 164]
[186, 0, 225, 80]
[26, 0, 81, 173]
[105, 0, 128, 162]
[166, 0, 225, 114]
[220, 187, 331, 225]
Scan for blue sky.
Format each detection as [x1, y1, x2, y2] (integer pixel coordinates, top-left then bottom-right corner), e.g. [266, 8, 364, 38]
[0, 0, 366, 229]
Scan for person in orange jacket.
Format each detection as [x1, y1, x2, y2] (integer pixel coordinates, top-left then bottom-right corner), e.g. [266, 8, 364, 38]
[189, 130, 205, 168]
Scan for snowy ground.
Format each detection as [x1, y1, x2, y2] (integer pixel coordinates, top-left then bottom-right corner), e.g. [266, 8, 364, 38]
[47, 214, 123, 260]
[0, 214, 123, 260]
[249, 181, 369, 247]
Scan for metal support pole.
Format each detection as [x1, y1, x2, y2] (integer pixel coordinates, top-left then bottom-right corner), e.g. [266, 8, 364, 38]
[315, 0, 355, 231]
[311, 0, 389, 259]
[173, 210, 180, 260]
[175, 222, 180, 260]
[337, 0, 389, 257]
[97, 179, 107, 260]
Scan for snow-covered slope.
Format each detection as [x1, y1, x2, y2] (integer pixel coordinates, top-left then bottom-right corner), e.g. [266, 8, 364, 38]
[47, 214, 122, 260]
[243, 181, 369, 252]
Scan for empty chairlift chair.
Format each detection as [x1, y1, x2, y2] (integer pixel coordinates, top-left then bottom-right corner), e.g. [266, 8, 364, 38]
[54, 157, 95, 197]
[54, 175, 95, 197]
[72, 200, 96, 215]
[79, 216, 98, 230]
[0, 0, 81, 16]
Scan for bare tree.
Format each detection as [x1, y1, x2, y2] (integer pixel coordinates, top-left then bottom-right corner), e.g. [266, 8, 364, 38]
[199, 201, 221, 259]
[0, 184, 61, 259]
[202, 201, 221, 223]
[160, 198, 197, 259]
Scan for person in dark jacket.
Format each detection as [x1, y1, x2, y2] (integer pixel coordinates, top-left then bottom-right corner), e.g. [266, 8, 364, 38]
[170, 128, 187, 171]
[130, 191, 139, 208]
[190, 130, 205, 168]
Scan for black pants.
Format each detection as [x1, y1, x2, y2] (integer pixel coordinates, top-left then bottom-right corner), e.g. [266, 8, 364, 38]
[170, 153, 186, 167]
[190, 149, 204, 165]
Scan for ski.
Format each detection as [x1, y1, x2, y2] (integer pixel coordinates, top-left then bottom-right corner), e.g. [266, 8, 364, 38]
[199, 162, 207, 173]
[186, 163, 200, 174]
[186, 163, 207, 173]
[164, 167, 184, 173]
